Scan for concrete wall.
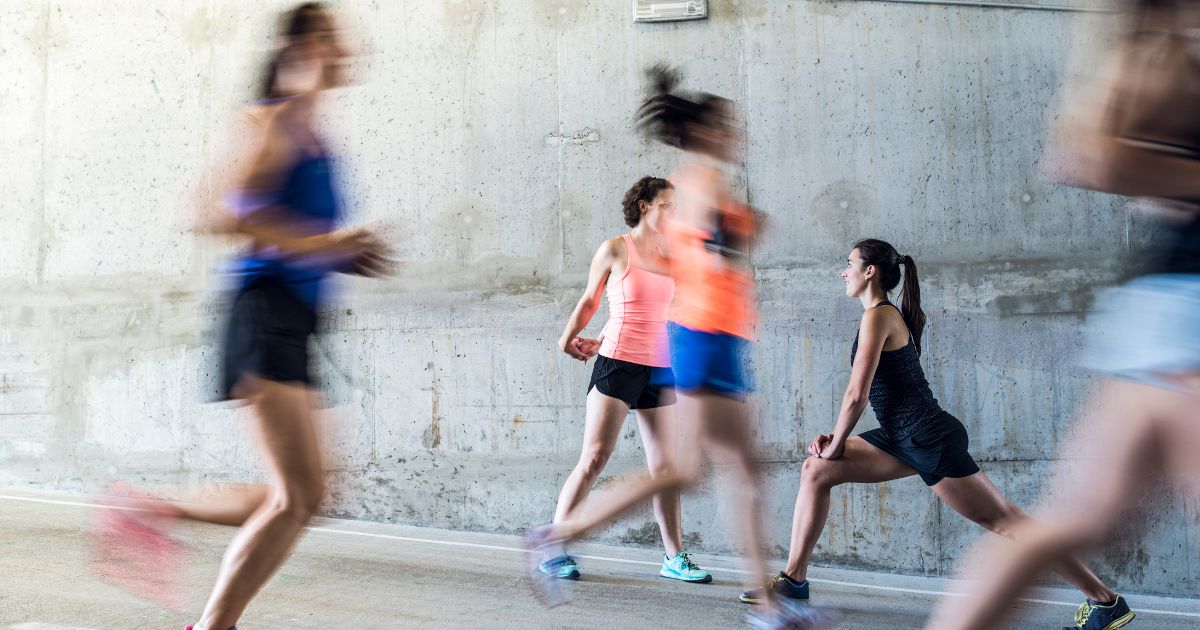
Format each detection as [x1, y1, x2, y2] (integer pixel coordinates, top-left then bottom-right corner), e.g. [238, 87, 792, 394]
[3, 0, 1195, 596]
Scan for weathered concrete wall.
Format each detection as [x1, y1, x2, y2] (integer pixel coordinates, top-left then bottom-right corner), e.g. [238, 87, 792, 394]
[3, 0, 1195, 596]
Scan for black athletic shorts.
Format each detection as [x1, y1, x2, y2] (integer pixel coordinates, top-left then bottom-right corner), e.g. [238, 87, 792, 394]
[858, 412, 980, 486]
[219, 276, 318, 400]
[587, 355, 676, 410]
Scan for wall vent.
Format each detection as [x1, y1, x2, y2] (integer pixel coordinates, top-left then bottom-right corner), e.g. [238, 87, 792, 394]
[633, 0, 708, 23]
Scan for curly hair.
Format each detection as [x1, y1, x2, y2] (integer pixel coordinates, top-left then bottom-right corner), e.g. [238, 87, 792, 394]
[621, 176, 673, 227]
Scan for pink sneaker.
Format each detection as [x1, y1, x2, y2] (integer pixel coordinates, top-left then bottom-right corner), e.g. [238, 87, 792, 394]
[88, 483, 190, 611]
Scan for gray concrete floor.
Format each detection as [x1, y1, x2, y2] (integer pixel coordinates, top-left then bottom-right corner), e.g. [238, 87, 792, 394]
[0, 489, 1196, 630]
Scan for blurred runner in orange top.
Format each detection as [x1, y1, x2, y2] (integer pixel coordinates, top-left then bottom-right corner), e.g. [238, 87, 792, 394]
[666, 161, 758, 341]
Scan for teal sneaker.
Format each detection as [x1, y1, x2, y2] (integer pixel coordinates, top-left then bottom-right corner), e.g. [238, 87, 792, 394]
[538, 553, 581, 580]
[659, 551, 712, 583]
[523, 526, 572, 608]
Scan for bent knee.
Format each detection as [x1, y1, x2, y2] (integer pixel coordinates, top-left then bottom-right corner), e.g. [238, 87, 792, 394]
[271, 479, 326, 521]
[974, 503, 1041, 538]
[578, 449, 613, 481]
[801, 456, 840, 489]
[646, 457, 675, 479]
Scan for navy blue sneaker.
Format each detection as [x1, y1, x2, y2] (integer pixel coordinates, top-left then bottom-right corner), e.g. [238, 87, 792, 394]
[739, 572, 810, 604]
[1063, 595, 1134, 629]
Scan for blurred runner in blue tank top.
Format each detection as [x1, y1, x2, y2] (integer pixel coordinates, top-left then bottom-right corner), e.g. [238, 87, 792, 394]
[91, 6, 390, 630]
[195, 6, 389, 629]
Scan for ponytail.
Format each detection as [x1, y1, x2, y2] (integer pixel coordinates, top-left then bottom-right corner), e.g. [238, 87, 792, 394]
[898, 255, 926, 355]
[258, 3, 326, 100]
[635, 63, 731, 152]
[852, 239, 928, 355]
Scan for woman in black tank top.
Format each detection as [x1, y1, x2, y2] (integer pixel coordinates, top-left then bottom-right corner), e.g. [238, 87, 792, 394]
[740, 239, 1127, 627]
[932, 3, 1200, 628]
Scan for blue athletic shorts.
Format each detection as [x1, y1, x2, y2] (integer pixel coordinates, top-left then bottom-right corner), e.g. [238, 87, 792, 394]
[667, 322, 753, 398]
[1082, 274, 1200, 391]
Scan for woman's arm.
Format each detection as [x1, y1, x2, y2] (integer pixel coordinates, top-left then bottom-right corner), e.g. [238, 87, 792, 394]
[197, 107, 352, 256]
[197, 108, 280, 236]
[1046, 36, 1200, 202]
[815, 309, 889, 460]
[557, 239, 618, 361]
[1071, 132, 1200, 200]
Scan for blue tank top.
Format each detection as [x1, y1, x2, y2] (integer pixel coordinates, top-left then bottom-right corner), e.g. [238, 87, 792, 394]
[229, 122, 342, 308]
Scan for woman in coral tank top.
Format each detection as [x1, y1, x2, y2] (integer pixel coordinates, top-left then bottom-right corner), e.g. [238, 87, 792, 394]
[525, 65, 826, 629]
[537, 176, 711, 585]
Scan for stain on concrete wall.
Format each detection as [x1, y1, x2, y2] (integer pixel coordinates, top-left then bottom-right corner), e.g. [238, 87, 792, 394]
[1, 1, 1192, 596]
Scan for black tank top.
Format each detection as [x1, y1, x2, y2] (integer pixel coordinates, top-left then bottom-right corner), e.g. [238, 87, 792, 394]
[849, 301, 943, 439]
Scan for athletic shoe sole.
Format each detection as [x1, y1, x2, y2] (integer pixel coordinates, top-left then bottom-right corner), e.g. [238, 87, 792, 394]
[542, 567, 581, 580]
[739, 592, 810, 605]
[747, 601, 839, 630]
[1100, 611, 1136, 630]
[659, 569, 713, 583]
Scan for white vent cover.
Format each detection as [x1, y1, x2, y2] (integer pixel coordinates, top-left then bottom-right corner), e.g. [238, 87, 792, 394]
[633, 0, 708, 23]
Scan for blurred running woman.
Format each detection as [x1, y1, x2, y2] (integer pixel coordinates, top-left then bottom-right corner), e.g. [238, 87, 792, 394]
[927, 2, 1200, 629]
[182, 4, 387, 629]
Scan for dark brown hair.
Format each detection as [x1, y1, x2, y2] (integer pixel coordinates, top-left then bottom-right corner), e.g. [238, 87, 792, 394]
[853, 238, 927, 355]
[259, 3, 328, 100]
[621, 177, 673, 227]
[635, 64, 731, 152]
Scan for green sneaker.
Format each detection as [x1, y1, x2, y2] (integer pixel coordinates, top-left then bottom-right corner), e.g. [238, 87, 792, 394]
[659, 551, 712, 583]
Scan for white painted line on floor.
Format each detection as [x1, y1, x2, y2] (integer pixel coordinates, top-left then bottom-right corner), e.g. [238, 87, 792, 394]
[305, 526, 1200, 619]
[5, 493, 1199, 619]
[307, 525, 531, 553]
[0, 494, 119, 511]
[9, 619, 96, 624]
